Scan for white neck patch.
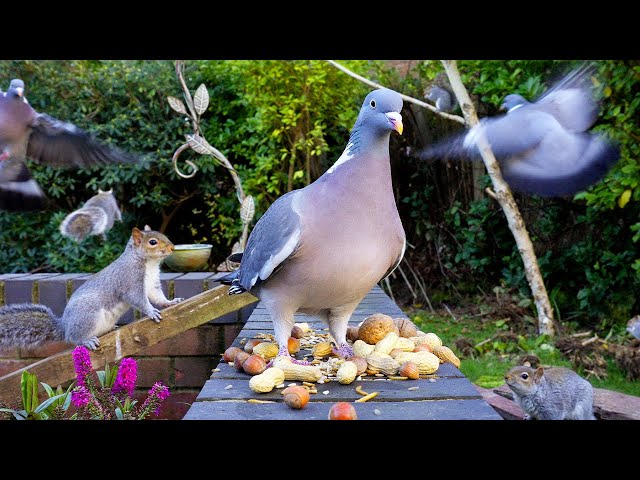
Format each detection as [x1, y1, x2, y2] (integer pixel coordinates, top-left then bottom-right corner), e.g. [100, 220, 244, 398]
[508, 103, 524, 113]
[326, 141, 355, 174]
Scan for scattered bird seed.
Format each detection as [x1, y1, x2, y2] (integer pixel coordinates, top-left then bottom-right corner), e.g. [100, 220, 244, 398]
[374, 409, 382, 415]
[408, 386, 419, 391]
[225, 385, 233, 390]
[428, 378, 436, 383]
[322, 390, 330, 395]
[275, 383, 285, 389]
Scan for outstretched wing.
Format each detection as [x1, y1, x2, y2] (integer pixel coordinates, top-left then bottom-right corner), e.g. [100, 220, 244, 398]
[236, 190, 303, 291]
[0, 158, 46, 211]
[26, 113, 137, 168]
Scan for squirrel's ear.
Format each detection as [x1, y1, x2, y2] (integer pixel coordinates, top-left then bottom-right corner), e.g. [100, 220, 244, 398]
[144, 225, 152, 231]
[99, 188, 112, 194]
[534, 367, 544, 383]
[132, 227, 143, 245]
[523, 361, 531, 367]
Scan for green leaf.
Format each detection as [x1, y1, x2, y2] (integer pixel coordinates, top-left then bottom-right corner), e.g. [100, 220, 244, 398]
[115, 408, 124, 420]
[41, 382, 55, 398]
[495, 319, 506, 327]
[96, 370, 107, 387]
[618, 189, 632, 208]
[21, 371, 39, 412]
[34, 394, 65, 414]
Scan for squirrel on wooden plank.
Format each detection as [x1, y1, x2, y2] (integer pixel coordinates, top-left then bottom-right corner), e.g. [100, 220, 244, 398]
[0, 226, 183, 351]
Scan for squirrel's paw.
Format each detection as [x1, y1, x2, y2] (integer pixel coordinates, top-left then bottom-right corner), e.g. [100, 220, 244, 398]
[82, 337, 101, 351]
[165, 297, 184, 306]
[148, 308, 162, 322]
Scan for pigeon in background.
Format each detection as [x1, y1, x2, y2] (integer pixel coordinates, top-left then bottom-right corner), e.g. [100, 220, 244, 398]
[425, 85, 457, 113]
[0, 78, 137, 211]
[222, 88, 406, 363]
[419, 63, 620, 197]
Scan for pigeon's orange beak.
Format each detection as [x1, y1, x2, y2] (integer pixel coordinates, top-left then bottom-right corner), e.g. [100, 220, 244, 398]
[16, 87, 23, 97]
[386, 112, 403, 135]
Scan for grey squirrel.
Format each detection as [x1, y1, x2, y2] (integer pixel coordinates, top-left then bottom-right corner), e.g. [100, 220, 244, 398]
[505, 365, 596, 420]
[59, 188, 122, 242]
[0, 226, 183, 351]
[425, 85, 458, 113]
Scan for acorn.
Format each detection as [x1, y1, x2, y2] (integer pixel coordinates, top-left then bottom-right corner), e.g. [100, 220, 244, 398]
[328, 402, 358, 420]
[244, 339, 264, 354]
[242, 354, 267, 375]
[233, 351, 251, 371]
[346, 326, 360, 342]
[222, 346, 243, 363]
[346, 355, 368, 376]
[290, 325, 305, 339]
[398, 361, 420, 380]
[287, 337, 301, 354]
[282, 386, 309, 409]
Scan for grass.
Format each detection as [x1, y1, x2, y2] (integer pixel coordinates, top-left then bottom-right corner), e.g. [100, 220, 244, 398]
[408, 308, 640, 397]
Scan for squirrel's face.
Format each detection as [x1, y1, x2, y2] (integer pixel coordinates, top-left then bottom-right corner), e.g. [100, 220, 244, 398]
[505, 366, 542, 394]
[131, 227, 175, 258]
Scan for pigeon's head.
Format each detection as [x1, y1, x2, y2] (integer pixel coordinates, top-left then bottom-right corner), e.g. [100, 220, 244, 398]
[500, 94, 528, 113]
[358, 88, 404, 135]
[8, 79, 25, 98]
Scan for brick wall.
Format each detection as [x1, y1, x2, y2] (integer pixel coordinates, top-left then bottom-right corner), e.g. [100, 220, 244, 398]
[0, 272, 257, 419]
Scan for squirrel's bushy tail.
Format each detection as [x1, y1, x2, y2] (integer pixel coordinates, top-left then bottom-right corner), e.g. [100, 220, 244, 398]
[0, 304, 64, 350]
[60, 207, 108, 242]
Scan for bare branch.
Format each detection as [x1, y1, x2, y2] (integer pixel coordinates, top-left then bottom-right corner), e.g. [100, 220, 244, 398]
[326, 60, 465, 125]
[441, 60, 556, 337]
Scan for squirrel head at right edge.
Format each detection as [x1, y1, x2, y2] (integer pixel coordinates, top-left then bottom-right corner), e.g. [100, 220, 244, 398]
[130, 226, 175, 260]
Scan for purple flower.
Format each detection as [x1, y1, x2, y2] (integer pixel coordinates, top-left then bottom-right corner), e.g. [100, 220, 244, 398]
[72, 346, 93, 388]
[71, 386, 92, 408]
[140, 382, 171, 417]
[112, 358, 138, 398]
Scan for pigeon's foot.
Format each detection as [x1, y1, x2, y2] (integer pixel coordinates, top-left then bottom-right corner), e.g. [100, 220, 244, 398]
[266, 347, 311, 367]
[332, 343, 354, 359]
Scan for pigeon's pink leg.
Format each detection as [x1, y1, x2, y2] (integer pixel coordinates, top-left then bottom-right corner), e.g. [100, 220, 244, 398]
[266, 345, 311, 367]
[332, 343, 354, 359]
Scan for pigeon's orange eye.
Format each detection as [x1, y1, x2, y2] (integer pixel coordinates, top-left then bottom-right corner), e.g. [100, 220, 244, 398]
[370, 100, 376, 108]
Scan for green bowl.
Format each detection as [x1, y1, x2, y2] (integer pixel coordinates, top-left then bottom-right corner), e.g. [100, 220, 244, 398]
[164, 244, 213, 272]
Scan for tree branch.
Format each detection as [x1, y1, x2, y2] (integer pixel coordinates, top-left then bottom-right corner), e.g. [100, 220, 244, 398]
[441, 60, 556, 337]
[326, 60, 465, 125]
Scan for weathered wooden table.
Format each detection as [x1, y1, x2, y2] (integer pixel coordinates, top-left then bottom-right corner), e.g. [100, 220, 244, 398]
[184, 286, 502, 420]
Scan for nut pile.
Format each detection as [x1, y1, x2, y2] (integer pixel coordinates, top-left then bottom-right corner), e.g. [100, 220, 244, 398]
[222, 313, 461, 400]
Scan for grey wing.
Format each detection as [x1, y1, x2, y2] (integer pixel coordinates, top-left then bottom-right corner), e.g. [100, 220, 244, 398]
[472, 110, 555, 158]
[532, 88, 598, 133]
[0, 157, 46, 210]
[237, 191, 303, 291]
[501, 131, 620, 197]
[26, 113, 138, 168]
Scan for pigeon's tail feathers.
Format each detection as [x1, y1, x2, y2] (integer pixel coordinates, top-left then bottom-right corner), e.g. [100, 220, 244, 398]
[227, 252, 243, 263]
[417, 132, 475, 161]
[60, 207, 108, 242]
[538, 62, 598, 101]
[503, 136, 620, 197]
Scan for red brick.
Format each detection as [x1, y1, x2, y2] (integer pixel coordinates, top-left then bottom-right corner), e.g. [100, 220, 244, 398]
[19, 341, 72, 359]
[174, 357, 217, 387]
[132, 389, 199, 420]
[0, 359, 37, 377]
[134, 357, 173, 387]
[137, 325, 223, 356]
[224, 324, 243, 349]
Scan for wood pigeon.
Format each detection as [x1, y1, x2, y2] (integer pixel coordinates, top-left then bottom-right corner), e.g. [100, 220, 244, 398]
[419, 63, 620, 197]
[0, 78, 137, 211]
[223, 88, 406, 362]
[628, 316, 640, 340]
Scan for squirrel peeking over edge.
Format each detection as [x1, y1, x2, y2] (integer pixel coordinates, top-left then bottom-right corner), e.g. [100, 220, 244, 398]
[59, 188, 122, 242]
[0, 226, 183, 351]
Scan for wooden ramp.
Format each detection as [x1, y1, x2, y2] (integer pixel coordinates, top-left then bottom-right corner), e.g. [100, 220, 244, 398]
[184, 286, 502, 420]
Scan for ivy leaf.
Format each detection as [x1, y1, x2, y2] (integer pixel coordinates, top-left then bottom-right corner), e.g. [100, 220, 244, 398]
[167, 96, 187, 115]
[194, 84, 209, 115]
[618, 189, 632, 208]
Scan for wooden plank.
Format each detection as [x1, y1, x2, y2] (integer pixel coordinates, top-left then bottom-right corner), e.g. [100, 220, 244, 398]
[183, 398, 503, 420]
[196, 377, 481, 402]
[0, 285, 258, 404]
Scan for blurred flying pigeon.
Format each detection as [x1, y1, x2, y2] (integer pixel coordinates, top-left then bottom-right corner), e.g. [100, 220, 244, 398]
[419, 63, 620, 197]
[222, 88, 406, 362]
[0, 78, 137, 211]
[628, 316, 640, 340]
[425, 85, 457, 113]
